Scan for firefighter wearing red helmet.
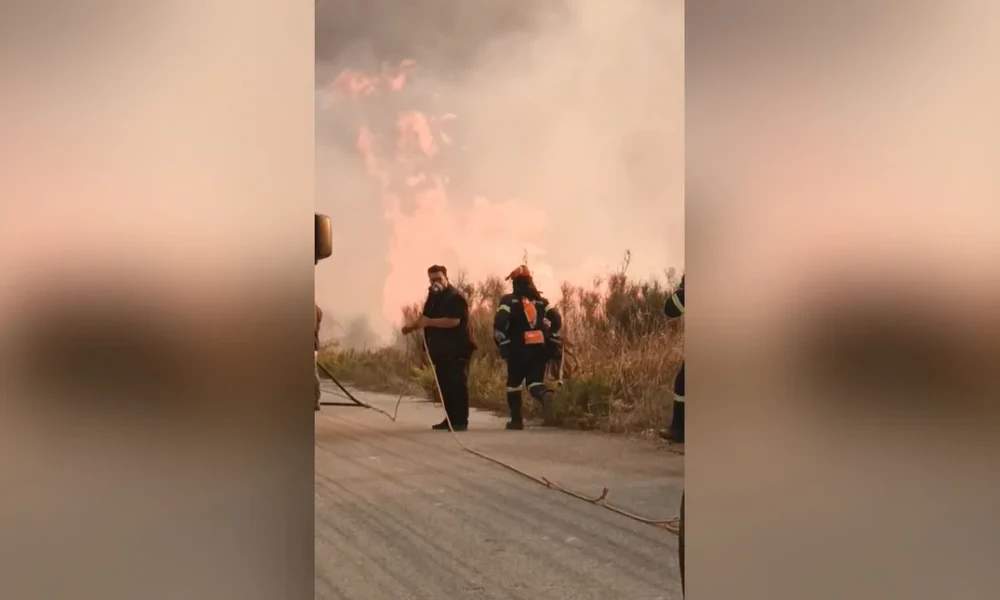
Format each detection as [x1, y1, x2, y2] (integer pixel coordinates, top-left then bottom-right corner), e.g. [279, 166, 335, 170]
[492, 265, 562, 429]
[663, 274, 685, 443]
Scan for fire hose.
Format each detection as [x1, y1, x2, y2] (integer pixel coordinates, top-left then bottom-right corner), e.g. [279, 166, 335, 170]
[319, 333, 681, 536]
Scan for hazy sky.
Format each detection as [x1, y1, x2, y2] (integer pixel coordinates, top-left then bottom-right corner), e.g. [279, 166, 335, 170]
[315, 0, 684, 344]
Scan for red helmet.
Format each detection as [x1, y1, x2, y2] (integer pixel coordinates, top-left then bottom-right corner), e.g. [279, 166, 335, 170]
[505, 265, 532, 281]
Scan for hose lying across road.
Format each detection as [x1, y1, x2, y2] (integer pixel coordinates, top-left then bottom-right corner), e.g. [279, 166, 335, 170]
[319, 337, 681, 536]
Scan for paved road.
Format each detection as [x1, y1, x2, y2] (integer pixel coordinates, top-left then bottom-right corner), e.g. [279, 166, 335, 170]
[315, 387, 685, 600]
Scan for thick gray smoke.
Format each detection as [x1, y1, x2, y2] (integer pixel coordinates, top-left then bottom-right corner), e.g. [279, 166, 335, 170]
[315, 0, 683, 344]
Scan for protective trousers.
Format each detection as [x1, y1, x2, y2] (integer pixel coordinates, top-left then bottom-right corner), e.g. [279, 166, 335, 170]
[505, 347, 551, 424]
[432, 356, 470, 428]
[669, 362, 685, 442]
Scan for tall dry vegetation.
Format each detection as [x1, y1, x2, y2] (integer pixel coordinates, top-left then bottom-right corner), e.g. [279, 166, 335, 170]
[320, 261, 683, 433]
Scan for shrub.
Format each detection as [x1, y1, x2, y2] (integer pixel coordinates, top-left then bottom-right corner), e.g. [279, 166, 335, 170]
[319, 265, 684, 434]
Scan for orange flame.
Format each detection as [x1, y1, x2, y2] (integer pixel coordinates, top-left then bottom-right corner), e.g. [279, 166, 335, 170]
[329, 61, 557, 323]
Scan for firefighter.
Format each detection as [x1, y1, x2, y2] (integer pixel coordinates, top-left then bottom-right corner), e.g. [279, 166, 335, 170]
[402, 265, 475, 431]
[664, 275, 685, 442]
[493, 265, 562, 429]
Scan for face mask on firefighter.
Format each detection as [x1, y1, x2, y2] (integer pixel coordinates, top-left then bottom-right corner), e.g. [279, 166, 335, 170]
[429, 282, 445, 294]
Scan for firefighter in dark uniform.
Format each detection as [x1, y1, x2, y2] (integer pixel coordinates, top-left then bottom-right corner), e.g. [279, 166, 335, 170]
[493, 265, 562, 429]
[403, 265, 475, 431]
[664, 274, 686, 594]
[664, 275, 685, 442]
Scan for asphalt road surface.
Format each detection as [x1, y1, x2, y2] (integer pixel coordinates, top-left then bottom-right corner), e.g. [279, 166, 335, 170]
[315, 387, 685, 600]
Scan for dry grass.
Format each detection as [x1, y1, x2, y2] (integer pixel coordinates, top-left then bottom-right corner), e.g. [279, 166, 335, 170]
[319, 268, 684, 434]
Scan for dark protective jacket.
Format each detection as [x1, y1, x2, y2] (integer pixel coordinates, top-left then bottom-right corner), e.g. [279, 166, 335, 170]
[493, 293, 562, 356]
[665, 277, 684, 319]
[665, 278, 685, 404]
[421, 286, 475, 361]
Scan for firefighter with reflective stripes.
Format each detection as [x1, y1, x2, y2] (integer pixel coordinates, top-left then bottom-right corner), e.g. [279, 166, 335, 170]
[664, 275, 685, 443]
[493, 265, 562, 429]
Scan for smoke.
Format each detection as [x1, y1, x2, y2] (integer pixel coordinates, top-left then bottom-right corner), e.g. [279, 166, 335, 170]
[315, 0, 683, 344]
[317, 309, 379, 350]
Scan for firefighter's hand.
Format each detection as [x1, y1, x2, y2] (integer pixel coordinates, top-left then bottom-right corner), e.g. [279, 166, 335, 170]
[543, 318, 551, 329]
[401, 321, 419, 335]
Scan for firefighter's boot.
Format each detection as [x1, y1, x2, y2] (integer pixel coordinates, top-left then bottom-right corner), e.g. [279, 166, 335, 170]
[506, 389, 524, 430]
[528, 383, 556, 426]
[540, 390, 556, 426]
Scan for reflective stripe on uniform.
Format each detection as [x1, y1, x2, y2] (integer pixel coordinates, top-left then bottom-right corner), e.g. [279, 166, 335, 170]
[527, 382, 545, 389]
[671, 294, 684, 315]
[506, 386, 522, 392]
[497, 304, 511, 313]
[498, 339, 510, 346]
[673, 393, 684, 404]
